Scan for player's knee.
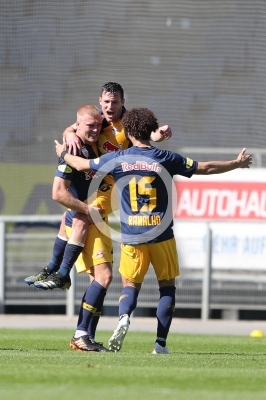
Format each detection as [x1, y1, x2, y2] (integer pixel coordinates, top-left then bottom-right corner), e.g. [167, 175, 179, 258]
[72, 212, 89, 227]
[96, 264, 113, 288]
[104, 268, 113, 287]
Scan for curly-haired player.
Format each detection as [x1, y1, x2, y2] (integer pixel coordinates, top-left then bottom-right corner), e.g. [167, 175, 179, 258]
[24, 84, 172, 351]
[55, 107, 252, 354]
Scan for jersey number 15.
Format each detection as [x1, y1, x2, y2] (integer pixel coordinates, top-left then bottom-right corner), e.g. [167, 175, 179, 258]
[129, 176, 156, 212]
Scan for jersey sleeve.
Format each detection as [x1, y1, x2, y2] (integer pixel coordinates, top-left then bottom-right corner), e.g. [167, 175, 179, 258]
[168, 152, 198, 178]
[55, 158, 74, 180]
[90, 152, 117, 175]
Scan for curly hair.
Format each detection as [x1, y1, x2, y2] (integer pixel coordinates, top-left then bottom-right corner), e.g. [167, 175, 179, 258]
[101, 82, 124, 100]
[122, 108, 159, 140]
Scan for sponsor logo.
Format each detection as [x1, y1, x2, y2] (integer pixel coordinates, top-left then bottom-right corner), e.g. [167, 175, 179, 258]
[186, 157, 193, 169]
[58, 165, 72, 173]
[99, 182, 112, 192]
[168, 305, 175, 312]
[84, 171, 95, 180]
[121, 161, 162, 173]
[102, 141, 121, 152]
[82, 302, 97, 313]
[119, 294, 129, 301]
[175, 181, 266, 220]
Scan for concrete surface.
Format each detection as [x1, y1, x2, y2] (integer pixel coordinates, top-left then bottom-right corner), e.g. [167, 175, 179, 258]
[1, 315, 266, 336]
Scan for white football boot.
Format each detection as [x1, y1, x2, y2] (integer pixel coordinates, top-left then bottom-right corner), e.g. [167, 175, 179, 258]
[108, 314, 130, 352]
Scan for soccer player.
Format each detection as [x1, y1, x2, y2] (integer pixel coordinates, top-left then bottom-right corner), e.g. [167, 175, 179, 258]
[25, 82, 171, 290]
[24, 82, 171, 346]
[24, 82, 128, 291]
[35, 103, 112, 352]
[54, 107, 252, 354]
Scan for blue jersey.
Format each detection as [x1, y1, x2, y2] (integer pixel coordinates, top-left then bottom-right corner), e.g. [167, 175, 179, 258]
[55, 140, 99, 202]
[90, 146, 198, 245]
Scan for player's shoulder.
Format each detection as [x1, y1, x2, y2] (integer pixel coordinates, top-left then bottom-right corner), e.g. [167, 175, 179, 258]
[100, 118, 109, 133]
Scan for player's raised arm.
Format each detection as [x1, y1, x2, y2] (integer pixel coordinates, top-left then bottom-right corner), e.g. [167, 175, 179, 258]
[54, 139, 91, 171]
[150, 124, 172, 142]
[195, 148, 252, 175]
[62, 122, 81, 155]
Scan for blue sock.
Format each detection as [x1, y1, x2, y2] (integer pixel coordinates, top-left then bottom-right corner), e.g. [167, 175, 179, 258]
[57, 242, 84, 278]
[156, 286, 176, 344]
[77, 281, 106, 332]
[46, 236, 68, 273]
[87, 293, 105, 340]
[118, 286, 139, 317]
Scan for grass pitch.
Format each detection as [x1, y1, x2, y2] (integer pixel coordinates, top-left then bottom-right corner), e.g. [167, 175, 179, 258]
[0, 329, 265, 400]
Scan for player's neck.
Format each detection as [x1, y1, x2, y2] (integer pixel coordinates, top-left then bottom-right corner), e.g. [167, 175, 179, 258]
[130, 137, 151, 148]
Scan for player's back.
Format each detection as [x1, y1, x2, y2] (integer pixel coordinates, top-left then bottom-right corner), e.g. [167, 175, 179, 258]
[111, 146, 187, 244]
[90, 145, 197, 244]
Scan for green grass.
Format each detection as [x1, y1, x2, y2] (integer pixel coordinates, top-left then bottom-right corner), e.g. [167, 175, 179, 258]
[0, 329, 265, 400]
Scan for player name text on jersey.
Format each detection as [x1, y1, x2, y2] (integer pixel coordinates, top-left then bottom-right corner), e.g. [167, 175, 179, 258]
[128, 215, 161, 226]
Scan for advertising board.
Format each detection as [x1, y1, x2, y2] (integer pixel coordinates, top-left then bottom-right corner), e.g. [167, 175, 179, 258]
[174, 169, 266, 269]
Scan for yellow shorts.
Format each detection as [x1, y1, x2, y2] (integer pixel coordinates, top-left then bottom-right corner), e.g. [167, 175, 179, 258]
[65, 222, 113, 274]
[119, 237, 180, 284]
[87, 175, 119, 217]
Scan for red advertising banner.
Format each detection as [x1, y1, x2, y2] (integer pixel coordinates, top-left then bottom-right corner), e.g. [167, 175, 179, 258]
[174, 180, 266, 220]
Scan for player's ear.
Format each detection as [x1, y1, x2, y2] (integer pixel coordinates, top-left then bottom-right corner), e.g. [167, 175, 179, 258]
[99, 96, 102, 106]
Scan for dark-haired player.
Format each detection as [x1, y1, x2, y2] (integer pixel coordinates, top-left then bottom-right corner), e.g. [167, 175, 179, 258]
[25, 82, 171, 289]
[55, 107, 252, 354]
[24, 83, 172, 348]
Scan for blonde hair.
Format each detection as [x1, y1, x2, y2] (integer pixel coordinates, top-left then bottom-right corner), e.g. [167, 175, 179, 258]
[77, 104, 100, 121]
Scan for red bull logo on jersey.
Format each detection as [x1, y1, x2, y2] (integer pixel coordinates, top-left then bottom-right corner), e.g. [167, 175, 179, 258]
[121, 161, 162, 173]
[84, 171, 95, 180]
[102, 141, 121, 153]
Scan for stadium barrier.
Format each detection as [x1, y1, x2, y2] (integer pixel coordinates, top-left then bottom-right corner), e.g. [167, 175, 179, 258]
[0, 216, 266, 319]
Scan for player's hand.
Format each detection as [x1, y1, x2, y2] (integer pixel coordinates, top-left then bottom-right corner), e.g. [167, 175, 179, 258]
[87, 205, 105, 224]
[150, 125, 172, 142]
[65, 131, 81, 156]
[237, 148, 252, 168]
[159, 125, 172, 140]
[54, 139, 66, 157]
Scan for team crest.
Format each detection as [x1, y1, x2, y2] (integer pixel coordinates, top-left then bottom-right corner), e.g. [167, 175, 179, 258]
[95, 250, 105, 258]
[58, 165, 72, 173]
[81, 147, 89, 158]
